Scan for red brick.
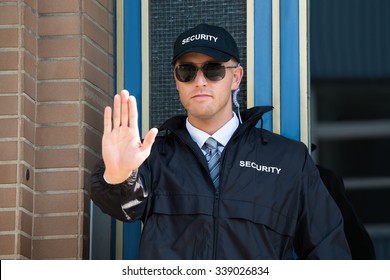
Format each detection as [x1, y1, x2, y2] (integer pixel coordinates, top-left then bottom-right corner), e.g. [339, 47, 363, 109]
[0, 211, 16, 231]
[38, 0, 79, 13]
[0, 235, 15, 255]
[36, 103, 79, 124]
[22, 73, 36, 100]
[23, 27, 37, 56]
[36, 125, 79, 146]
[19, 234, 32, 259]
[83, 0, 113, 32]
[0, 141, 18, 161]
[0, 118, 18, 137]
[84, 148, 100, 172]
[96, 0, 114, 13]
[39, 15, 80, 36]
[0, 164, 17, 184]
[23, 51, 37, 78]
[0, 51, 18, 71]
[34, 215, 78, 236]
[35, 171, 78, 191]
[24, 0, 37, 11]
[21, 118, 35, 144]
[19, 185, 33, 212]
[37, 81, 79, 102]
[38, 59, 80, 80]
[83, 16, 111, 52]
[0, 5, 18, 25]
[35, 148, 79, 169]
[0, 74, 18, 93]
[0, 187, 16, 208]
[34, 193, 78, 214]
[83, 126, 102, 154]
[32, 238, 77, 259]
[20, 164, 34, 190]
[83, 60, 113, 95]
[83, 102, 104, 132]
[0, 28, 18, 48]
[82, 82, 112, 111]
[20, 211, 33, 236]
[39, 38, 80, 58]
[22, 95, 36, 121]
[83, 39, 114, 76]
[0, 96, 18, 115]
[23, 4, 37, 34]
[21, 141, 35, 165]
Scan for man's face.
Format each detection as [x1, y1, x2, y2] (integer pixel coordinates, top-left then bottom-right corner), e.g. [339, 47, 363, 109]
[174, 52, 243, 128]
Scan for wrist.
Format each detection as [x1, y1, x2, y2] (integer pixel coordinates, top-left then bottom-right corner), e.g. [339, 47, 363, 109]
[103, 169, 133, 184]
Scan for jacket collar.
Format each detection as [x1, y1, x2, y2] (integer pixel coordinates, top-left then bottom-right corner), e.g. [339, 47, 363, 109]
[158, 106, 273, 133]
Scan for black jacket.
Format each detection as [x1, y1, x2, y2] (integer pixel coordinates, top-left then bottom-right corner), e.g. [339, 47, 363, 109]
[316, 165, 376, 259]
[91, 106, 351, 259]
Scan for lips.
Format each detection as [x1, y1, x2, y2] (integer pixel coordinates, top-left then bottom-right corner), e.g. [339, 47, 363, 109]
[191, 94, 213, 102]
[193, 93, 210, 97]
[191, 91, 213, 99]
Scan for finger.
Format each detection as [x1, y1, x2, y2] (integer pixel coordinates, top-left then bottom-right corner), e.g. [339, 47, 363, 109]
[141, 128, 158, 152]
[128, 95, 139, 130]
[103, 106, 112, 134]
[113, 94, 121, 129]
[120, 90, 130, 127]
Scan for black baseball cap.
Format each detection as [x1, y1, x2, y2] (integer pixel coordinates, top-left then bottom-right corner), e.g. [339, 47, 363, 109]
[172, 23, 240, 64]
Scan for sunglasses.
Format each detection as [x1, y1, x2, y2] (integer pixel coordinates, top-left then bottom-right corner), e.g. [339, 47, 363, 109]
[175, 62, 239, 83]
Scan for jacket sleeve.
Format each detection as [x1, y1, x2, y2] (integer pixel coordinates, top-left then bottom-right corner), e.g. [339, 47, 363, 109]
[293, 150, 352, 259]
[90, 159, 149, 222]
[317, 165, 376, 259]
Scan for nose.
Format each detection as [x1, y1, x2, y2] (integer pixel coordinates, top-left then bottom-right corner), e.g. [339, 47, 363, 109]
[193, 68, 208, 86]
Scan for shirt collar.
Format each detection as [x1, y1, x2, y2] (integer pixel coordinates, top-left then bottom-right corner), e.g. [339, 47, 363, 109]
[186, 112, 239, 150]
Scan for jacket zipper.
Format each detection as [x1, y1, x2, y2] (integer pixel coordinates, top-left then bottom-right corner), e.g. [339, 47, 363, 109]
[212, 188, 220, 259]
[174, 133, 231, 259]
[212, 144, 232, 259]
[210, 136, 239, 259]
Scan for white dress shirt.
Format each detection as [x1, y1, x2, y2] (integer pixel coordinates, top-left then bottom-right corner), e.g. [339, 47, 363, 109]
[186, 112, 240, 155]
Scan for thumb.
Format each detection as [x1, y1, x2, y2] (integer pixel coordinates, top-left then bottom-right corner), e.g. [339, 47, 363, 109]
[141, 128, 158, 152]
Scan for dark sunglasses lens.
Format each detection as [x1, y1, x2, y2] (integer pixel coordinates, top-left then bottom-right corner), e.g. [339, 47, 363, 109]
[175, 64, 197, 82]
[203, 63, 225, 81]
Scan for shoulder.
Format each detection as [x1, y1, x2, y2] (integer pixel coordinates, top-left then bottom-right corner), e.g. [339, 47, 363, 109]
[243, 128, 314, 173]
[251, 127, 309, 153]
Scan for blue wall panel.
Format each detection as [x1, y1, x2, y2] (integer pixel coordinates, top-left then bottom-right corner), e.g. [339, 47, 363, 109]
[280, 0, 300, 140]
[122, 0, 142, 260]
[254, 0, 273, 131]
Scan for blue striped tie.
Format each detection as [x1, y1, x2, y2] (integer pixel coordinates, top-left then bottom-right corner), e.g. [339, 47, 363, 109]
[204, 137, 221, 189]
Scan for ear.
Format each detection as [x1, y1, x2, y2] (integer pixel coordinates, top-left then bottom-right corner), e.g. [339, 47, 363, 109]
[231, 65, 243, 90]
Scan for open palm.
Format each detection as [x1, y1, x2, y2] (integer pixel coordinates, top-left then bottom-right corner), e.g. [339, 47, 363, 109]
[102, 90, 158, 184]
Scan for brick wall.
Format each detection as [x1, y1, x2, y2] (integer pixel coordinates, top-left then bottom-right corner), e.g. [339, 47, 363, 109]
[0, 0, 114, 259]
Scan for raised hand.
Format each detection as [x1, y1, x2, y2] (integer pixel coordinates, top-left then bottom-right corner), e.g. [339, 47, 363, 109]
[102, 90, 158, 184]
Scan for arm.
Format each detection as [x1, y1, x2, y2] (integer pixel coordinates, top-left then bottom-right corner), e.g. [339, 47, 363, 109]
[90, 90, 158, 221]
[294, 152, 352, 259]
[91, 162, 149, 222]
[317, 165, 376, 259]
